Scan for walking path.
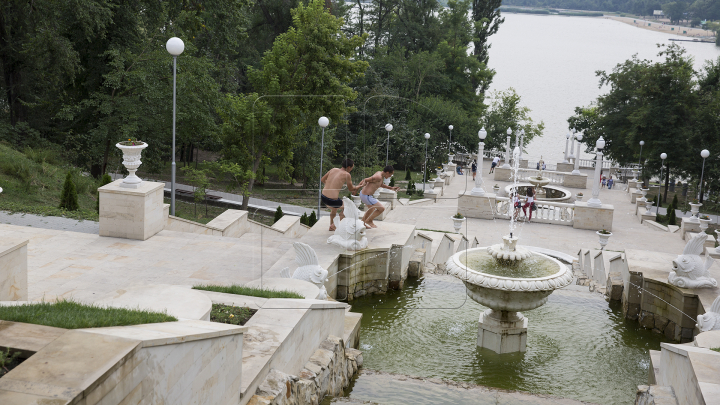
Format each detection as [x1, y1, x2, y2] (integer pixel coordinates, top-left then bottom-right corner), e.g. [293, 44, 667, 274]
[0, 211, 99, 234]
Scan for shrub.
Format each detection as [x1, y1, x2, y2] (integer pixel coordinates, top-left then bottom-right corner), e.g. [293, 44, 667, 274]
[654, 194, 662, 208]
[667, 208, 677, 226]
[308, 211, 317, 226]
[300, 212, 308, 226]
[404, 170, 412, 181]
[672, 194, 678, 209]
[59, 171, 79, 211]
[274, 206, 284, 223]
[389, 176, 395, 187]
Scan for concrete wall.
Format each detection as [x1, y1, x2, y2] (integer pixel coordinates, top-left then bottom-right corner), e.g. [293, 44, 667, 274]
[388, 231, 416, 289]
[638, 279, 698, 342]
[270, 215, 307, 239]
[0, 239, 28, 301]
[493, 167, 512, 182]
[561, 174, 588, 189]
[414, 233, 433, 264]
[336, 249, 389, 301]
[573, 202, 614, 232]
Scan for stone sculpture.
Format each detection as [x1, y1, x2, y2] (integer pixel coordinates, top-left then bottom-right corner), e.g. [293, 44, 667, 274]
[697, 295, 720, 332]
[280, 242, 329, 299]
[667, 233, 718, 289]
[327, 197, 368, 251]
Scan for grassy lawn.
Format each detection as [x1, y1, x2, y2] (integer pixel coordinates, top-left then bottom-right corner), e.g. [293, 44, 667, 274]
[0, 143, 100, 221]
[193, 284, 305, 299]
[209, 304, 256, 326]
[0, 300, 177, 329]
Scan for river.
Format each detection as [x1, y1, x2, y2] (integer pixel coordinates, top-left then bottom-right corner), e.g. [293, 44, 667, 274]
[486, 13, 720, 163]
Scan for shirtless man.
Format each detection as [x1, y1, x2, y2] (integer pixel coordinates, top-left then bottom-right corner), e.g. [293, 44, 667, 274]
[359, 166, 399, 228]
[321, 159, 364, 231]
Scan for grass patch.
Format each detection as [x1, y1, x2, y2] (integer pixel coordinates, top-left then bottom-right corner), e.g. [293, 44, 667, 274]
[210, 304, 256, 326]
[193, 284, 305, 299]
[712, 347, 720, 352]
[0, 299, 177, 329]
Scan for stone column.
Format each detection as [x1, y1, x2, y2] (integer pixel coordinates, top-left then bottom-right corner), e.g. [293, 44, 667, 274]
[502, 136, 511, 169]
[587, 150, 603, 208]
[471, 141, 486, 196]
[571, 141, 582, 175]
[569, 134, 576, 161]
[563, 136, 570, 163]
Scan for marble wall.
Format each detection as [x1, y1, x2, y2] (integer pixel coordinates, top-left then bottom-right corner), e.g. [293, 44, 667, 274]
[573, 202, 614, 232]
[0, 239, 28, 301]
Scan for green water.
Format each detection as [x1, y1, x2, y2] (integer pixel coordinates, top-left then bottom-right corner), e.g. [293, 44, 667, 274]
[345, 275, 667, 405]
[458, 250, 560, 278]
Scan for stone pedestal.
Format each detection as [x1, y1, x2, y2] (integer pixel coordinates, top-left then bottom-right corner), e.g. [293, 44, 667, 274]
[99, 180, 166, 240]
[457, 192, 496, 220]
[705, 247, 720, 259]
[477, 309, 528, 354]
[561, 173, 588, 189]
[573, 202, 614, 232]
[447, 163, 457, 176]
[637, 209, 656, 224]
[680, 217, 701, 240]
[433, 179, 445, 194]
[556, 162, 574, 172]
[630, 189, 643, 204]
[493, 167, 512, 182]
[0, 239, 28, 301]
[378, 189, 396, 209]
[627, 180, 641, 193]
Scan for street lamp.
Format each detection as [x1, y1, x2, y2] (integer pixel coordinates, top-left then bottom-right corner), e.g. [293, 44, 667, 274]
[638, 141, 645, 166]
[502, 127, 512, 169]
[571, 133, 583, 175]
[448, 125, 454, 163]
[568, 129, 577, 161]
[563, 132, 571, 163]
[423, 133, 431, 193]
[166, 37, 184, 216]
[317, 116, 329, 219]
[471, 128, 488, 196]
[518, 129, 525, 164]
[587, 136, 605, 207]
[384, 123, 393, 166]
[657, 153, 666, 215]
[700, 149, 710, 203]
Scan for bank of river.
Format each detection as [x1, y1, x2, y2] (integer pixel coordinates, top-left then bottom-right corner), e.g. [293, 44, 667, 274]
[336, 274, 666, 405]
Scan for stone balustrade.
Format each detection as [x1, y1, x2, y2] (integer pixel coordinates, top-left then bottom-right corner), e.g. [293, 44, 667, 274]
[495, 197, 575, 226]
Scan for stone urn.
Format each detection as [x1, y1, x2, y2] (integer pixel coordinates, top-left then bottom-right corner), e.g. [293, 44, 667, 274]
[351, 194, 362, 208]
[644, 200, 654, 215]
[640, 188, 649, 199]
[576, 193, 583, 202]
[116, 141, 148, 187]
[448, 154, 455, 164]
[699, 217, 711, 232]
[452, 216, 466, 233]
[690, 203, 702, 221]
[493, 185, 500, 194]
[631, 170, 639, 180]
[596, 230, 612, 250]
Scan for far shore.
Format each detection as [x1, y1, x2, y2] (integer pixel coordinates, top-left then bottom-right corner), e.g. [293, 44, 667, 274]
[605, 15, 715, 39]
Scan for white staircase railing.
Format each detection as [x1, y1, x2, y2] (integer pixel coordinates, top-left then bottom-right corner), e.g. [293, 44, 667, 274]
[578, 158, 616, 169]
[495, 197, 575, 226]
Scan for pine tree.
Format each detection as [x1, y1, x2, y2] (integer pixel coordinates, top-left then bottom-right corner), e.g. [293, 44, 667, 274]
[60, 171, 79, 211]
[389, 176, 395, 187]
[308, 211, 317, 226]
[274, 206, 284, 223]
[300, 213, 308, 225]
[654, 194, 662, 208]
[96, 173, 113, 212]
[672, 194, 679, 210]
[404, 170, 412, 181]
[668, 206, 677, 226]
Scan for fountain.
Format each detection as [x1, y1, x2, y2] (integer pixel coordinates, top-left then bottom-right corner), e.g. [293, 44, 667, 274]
[445, 234, 572, 354]
[526, 156, 551, 197]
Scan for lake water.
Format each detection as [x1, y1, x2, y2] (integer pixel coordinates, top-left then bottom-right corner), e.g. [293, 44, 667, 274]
[486, 14, 720, 163]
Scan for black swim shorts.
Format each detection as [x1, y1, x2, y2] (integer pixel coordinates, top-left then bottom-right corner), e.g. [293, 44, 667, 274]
[321, 194, 343, 208]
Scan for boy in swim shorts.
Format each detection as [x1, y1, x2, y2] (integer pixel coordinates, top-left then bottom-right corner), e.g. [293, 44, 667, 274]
[358, 166, 399, 228]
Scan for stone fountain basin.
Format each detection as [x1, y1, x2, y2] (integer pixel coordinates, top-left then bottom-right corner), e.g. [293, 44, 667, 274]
[503, 183, 571, 202]
[527, 177, 551, 188]
[445, 248, 573, 312]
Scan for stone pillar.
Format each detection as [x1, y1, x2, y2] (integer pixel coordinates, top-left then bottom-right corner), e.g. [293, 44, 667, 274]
[477, 309, 527, 354]
[0, 239, 28, 301]
[587, 150, 604, 208]
[502, 136, 511, 169]
[563, 135, 570, 163]
[571, 141, 582, 175]
[569, 133, 576, 161]
[99, 179, 166, 240]
[470, 141, 486, 196]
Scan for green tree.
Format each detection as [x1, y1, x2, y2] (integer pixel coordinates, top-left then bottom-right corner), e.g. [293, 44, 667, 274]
[59, 172, 79, 211]
[471, 0, 504, 92]
[274, 206, 285, 223]
[181, 167, 210, 218]
[483, 88, 544, 152]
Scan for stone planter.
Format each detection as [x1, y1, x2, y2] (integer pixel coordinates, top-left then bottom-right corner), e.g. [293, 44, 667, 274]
[690, 203, 702, 220]
[576, 194, 583, 202]
[452, 217, 466, 233]
[596, 231, 612, 250]
[116, 141, 148, 187]
[640, 188, 649, 199]
[644, 200, 654, 215]
[448, 154, 455, 164]
[493, 185, 500, 194]
[699, 217, 711, 232]
[631, 170, 639, 180]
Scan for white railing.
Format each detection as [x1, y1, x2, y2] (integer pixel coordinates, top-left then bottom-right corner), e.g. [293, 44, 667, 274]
[495, 197, 575, 226]
[514, 168, 565, 184]
[578, 158, 616, 169]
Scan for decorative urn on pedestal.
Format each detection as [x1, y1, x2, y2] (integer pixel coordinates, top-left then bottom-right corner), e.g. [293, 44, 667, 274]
[452, 213, 465, 233]
[689, 202, 703, 222]
[576, 193, 583, 202]
[493, 185, 500, 194]
[116, 140, 148, 188]
[596, 230, 612, 250]
[699, 215, 711, 232]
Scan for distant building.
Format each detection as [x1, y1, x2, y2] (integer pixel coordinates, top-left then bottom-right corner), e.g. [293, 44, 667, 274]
[653, 10, 664, 19]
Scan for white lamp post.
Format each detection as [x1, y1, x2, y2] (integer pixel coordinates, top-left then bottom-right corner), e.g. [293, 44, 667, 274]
[384, 123, 393, 166]
[518, 129, 525, 164]
[587, 136, 605, 208]
[502, 128, 512, 169]
[423, 133, 431, 193]
[700, 149, 710, 202]
[166, 37, 184, 216]
[317, 116, 329, 218]
[657, 153, 666, 215]
[563, 132, 571, 163]
[448, 125, 454, 163]
[568, 129, 577, 161]
[471, 128, 488, 196]
[571, 133, 583, 175]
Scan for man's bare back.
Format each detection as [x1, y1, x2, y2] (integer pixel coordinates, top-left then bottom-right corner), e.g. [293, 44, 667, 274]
[360, 171, 383, 196]
[322, 168, 359, 199]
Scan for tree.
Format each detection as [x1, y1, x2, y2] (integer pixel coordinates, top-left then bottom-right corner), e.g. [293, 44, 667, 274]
[300, 212, 309, 225]
[308, 211, 318, 226]
[181, 167, 210, 218]
[274, 206, 284, 223]
[471, 0, 504, 93]
[60, 171, 79, 211]
[662, 2, 687, 24]
[483, 88, 544, 152]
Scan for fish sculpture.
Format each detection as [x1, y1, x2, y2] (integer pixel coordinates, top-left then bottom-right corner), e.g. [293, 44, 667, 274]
[280, 242, 328, 300]
[668, 233, 718, 289]
[327, 197, 368, 251]
[697, 295, 720, 332]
